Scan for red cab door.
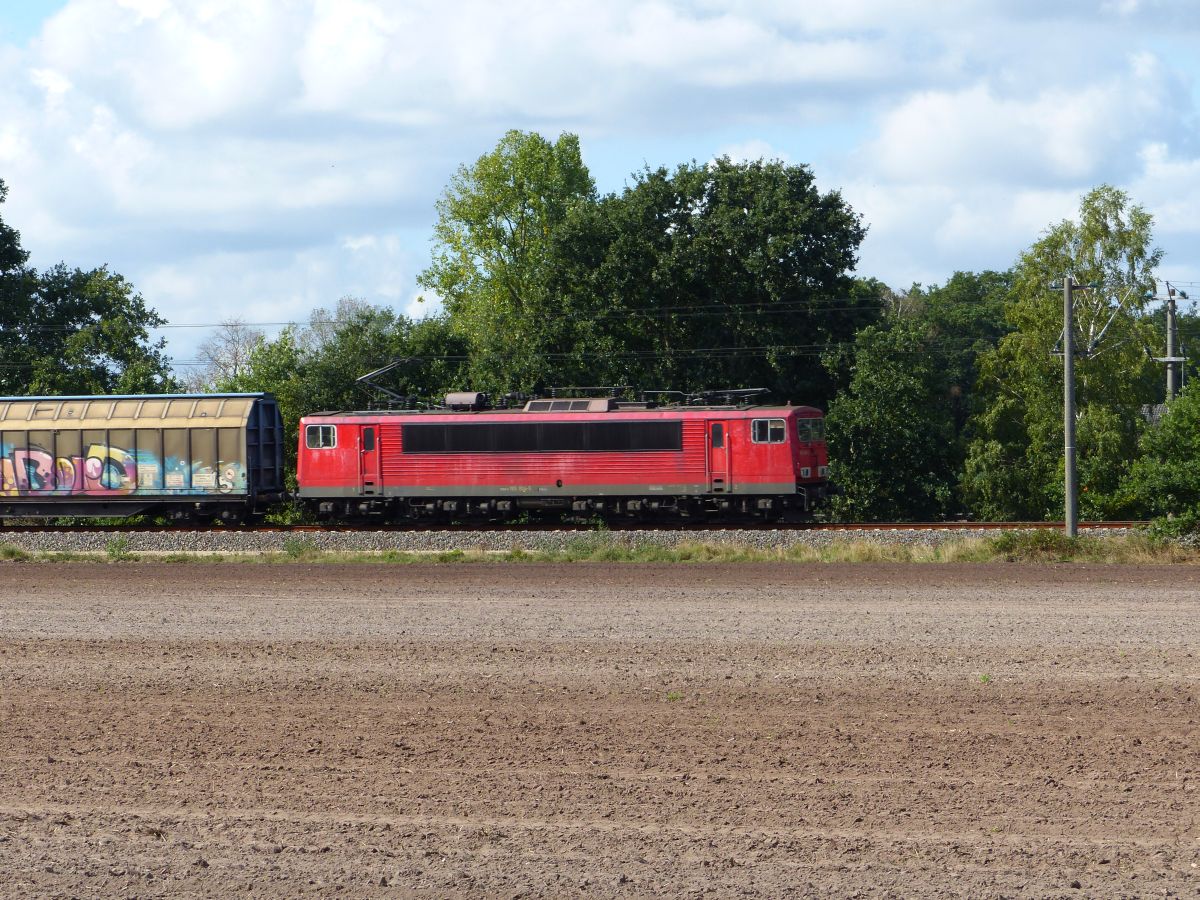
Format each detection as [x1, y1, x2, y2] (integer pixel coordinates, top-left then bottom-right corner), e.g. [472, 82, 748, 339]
[708, 421, 730, 493]
[360, 425, 380, 495]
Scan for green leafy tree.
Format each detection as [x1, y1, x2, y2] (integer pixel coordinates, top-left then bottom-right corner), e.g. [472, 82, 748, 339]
[963, 186, 1161, 520]
[1121, 381, 1200, 523]
[0, 180, 37, 393]
[419, 130, 595, 393]
[0, 180, 26, 274]
[824, 320, 958, 521]
[910, 270, 1012, 430]
[0, 179, 174, 395]
[544, 157, 876, 402]
[822, 271, 1011, 521]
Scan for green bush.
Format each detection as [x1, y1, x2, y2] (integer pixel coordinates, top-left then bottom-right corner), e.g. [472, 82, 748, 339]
[281, 536, 315, 559]
[1145, 509, 1200, 543]
[986, 530, 1091, 562]
[105, 536, 133, 561]
[264, 501, 314, 526]
[1123, 382, 1200, 521]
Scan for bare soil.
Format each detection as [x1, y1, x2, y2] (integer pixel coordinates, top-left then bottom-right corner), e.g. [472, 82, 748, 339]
[0, 562, 1197, 897]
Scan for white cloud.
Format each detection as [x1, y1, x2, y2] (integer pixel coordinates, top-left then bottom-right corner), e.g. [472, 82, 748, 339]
[718, 140, 791, 164]
[297, 0, 400, 114]
[38, 0, 301, 130]
[29, 67, 72, 110]
[1132, 143, 1200, 238]
[1102, 0, 1142, 14]
[139, 232, 422, 362]
[863, 60, 1176, 188]
[846, 181, 1083, 288]
[829, 38, 1200, 289]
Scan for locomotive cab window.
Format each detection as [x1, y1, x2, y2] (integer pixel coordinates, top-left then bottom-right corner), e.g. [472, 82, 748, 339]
[751, 418, 786, 444]
[711, 423, 724, 448]
[306, 424, 337, 449]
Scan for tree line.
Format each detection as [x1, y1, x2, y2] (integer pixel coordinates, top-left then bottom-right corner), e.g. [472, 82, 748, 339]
[1, 132, 1197, 527]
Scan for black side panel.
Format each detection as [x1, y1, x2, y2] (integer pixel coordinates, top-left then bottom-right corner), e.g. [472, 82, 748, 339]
[246, 396, 285, 495]
[401, 421, 683, 454]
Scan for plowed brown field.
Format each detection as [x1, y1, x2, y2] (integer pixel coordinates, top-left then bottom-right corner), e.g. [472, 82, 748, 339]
[0, 562, 1197, 897]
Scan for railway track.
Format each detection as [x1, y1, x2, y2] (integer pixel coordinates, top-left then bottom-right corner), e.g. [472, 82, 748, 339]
[0, 520, 1147, 534]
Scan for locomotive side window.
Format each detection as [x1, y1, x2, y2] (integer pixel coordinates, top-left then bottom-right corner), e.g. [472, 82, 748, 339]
[711, 423, 724, 448]
[306, 424, 337, 449]
[751, 418, 786, 444]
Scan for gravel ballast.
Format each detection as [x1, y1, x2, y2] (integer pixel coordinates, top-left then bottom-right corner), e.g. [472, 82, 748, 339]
[0, 526, 1133, 555]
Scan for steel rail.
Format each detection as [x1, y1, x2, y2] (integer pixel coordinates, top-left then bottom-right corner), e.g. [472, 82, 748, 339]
[0, 520, 1148, 535]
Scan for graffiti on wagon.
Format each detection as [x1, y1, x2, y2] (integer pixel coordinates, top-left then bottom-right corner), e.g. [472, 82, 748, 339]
[0, 439, 245, 497]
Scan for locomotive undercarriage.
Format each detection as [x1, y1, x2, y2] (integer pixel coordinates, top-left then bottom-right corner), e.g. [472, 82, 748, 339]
[314, 490, 817, 524]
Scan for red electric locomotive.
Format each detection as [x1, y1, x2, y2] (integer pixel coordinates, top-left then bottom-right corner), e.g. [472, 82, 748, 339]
[297, 392, 828, 521]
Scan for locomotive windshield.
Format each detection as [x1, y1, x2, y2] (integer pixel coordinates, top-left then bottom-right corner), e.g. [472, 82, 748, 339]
[797, 418, 825, 443]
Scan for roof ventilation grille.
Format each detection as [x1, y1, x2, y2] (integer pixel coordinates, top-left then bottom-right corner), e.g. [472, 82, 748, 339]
[523, 398, 615, 413]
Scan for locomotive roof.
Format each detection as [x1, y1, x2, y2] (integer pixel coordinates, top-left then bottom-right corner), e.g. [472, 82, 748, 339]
[0, 392, 271, 402]
[304, 404, 823, 418]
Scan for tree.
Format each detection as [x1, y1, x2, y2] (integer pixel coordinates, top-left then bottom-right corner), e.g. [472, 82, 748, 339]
[226, 301, 469, 474]
[0, 180, 37, 393]
[419, 130, 595, 393]
[543, 157, 877, 402]
[821, 271, 1012, 521]
[1121, 381, 1200, 523]
[0, 181, 26, 271]
[185, 318, 265, 391]
[824, 320, 958, 521]
[0, 179, 175, 396]
[962, 186, 1161, 520]
[910, 270, 1012, 430]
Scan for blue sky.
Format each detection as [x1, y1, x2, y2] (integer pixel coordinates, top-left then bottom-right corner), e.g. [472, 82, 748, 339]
[1, 0, 1198, 371]
[0, 2, 65, 44]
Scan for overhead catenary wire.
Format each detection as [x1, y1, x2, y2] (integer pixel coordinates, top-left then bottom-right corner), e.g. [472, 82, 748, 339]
[0, 335, 1016, 370]
[10, 281, 1189, 372]
[10, 294, 895, 333]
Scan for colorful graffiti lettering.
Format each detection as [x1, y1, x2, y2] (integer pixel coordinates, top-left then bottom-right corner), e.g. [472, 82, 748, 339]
[0, 457, 14, 497]
[0, 439, 246, 498]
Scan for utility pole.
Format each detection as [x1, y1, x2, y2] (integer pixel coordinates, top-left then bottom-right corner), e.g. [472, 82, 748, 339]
[1166, 283, 1180, 400]
[1063, 277, 1078, 538]
[1150, 282, 1188, 400]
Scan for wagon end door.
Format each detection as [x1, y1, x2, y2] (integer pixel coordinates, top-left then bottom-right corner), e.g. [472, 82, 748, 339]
[360, 425, 380, 495]
[708, 421, 730, 493]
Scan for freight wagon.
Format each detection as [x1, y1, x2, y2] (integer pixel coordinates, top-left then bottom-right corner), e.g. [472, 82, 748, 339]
[0, 393, 285, 521]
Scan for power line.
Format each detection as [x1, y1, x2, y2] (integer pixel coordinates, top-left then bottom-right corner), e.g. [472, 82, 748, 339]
[0, 335, 1008, 371]
[8, 295, 894, 333]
